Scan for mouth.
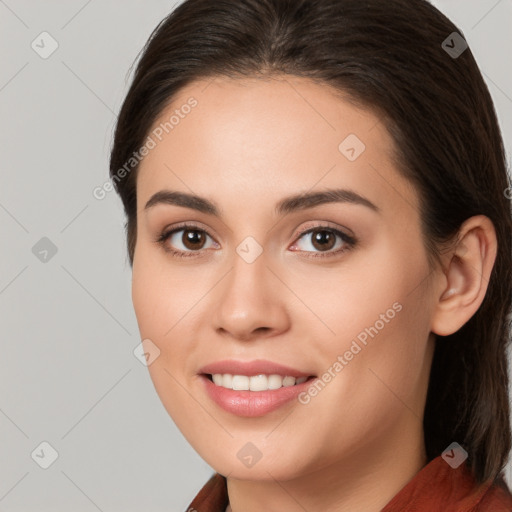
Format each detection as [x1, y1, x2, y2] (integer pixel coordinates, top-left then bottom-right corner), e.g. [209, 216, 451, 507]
[199, 372, 318, 417]
[202, 373, 317, 391]
[197, 359, 318, 416]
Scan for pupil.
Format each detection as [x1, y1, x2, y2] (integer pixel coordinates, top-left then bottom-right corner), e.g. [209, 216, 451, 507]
[184, 230, 204, 249]
[313, 230, 334, 250]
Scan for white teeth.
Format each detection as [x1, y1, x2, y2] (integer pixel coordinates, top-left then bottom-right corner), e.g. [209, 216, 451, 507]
[210, 373, 309, 391]
[232, 375, 249, 390]
[212, 374, 225, 386]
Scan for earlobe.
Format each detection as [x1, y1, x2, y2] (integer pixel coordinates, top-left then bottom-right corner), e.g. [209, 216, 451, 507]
[430, 215, 497, 337]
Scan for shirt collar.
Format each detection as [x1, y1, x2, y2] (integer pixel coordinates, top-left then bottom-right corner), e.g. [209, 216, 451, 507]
[187, 455, 512, 512]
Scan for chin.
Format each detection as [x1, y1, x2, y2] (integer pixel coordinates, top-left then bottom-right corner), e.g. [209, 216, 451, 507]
[205, 451, 310, 481]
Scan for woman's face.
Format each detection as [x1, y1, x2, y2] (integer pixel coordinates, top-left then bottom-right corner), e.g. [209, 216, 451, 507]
[132, 75, 438, 480]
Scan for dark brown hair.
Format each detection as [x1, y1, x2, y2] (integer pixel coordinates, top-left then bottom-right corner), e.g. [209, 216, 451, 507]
[109, 0, 512, 485]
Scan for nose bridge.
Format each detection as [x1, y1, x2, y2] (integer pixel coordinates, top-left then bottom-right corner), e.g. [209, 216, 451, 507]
[223, 238, 271, 309]
[212, 236, 289, 339]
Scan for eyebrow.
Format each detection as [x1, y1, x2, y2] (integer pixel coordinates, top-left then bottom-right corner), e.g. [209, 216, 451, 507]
[144, 188, 380, 217]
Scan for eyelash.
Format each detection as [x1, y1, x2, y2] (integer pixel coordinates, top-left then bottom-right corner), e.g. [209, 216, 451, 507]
[155, 221, 357, 260]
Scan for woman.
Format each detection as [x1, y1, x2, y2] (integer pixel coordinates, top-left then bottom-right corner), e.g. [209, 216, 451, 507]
[109, 0, 512, 510]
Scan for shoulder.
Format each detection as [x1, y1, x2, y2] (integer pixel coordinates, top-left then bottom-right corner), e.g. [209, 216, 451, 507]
[186, 472, 228, 512]
[382, 455, 512, 512]
[474, 477, 512, 511]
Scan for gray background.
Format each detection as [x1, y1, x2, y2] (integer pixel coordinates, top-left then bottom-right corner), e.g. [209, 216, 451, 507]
[0, 0, 511, 510]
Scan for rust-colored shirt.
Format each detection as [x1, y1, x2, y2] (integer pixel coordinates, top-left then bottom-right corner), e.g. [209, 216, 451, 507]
[186, 455, 512, 511]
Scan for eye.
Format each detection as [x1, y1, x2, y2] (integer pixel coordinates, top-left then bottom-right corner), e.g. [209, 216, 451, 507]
[289, 223, 357, 258]
[155, 222, 219, 258]
[155, 221, 357, 259]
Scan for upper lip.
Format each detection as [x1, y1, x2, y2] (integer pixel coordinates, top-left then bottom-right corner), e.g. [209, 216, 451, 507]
[199, 359, 315, 378]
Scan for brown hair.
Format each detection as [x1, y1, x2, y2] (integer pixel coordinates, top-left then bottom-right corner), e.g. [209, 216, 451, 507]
[109, 0, 512, 484]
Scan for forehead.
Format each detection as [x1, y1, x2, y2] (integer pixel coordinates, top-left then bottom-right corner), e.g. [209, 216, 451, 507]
[136, 75, 419, 219]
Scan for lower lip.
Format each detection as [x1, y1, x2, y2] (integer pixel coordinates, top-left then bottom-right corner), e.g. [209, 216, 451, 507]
[199, 374, 316, 417]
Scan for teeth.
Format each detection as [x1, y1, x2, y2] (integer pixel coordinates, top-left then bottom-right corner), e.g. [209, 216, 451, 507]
[211, 374, 309, 391]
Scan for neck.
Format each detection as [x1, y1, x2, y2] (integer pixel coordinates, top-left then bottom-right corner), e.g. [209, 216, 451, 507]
[226, 417, 427, 512]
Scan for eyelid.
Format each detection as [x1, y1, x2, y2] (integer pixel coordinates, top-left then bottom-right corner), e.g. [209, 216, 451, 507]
[159, 220, 215, 240]
[291, 220, 356, 242]
[154, 220, 219, 258]
[156, 220, 357, 258]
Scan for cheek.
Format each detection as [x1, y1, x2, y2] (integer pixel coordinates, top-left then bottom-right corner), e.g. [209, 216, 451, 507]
[131, 255, 197, 420]
[304, 304, 432, 461]
[296, 246, 423, 351]
[131, 246, 190, 339]
[308, 238, 432, 400]
[131, 249, 212, 377]
[327, 290, 432, 430]
[131, 258, 159, 339]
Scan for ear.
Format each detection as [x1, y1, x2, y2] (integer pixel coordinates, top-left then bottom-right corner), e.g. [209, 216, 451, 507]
[430, 215, 497, 336]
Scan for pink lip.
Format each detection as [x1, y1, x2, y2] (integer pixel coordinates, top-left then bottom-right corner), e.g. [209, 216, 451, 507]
[199, 374, 317, 417]
[198, 359, 314, 378]
[197, 359, 317, 417]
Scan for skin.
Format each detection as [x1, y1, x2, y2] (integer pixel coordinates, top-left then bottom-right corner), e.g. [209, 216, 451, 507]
[131, 75, 497, 512]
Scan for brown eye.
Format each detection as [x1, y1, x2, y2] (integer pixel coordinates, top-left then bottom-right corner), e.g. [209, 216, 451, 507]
[156, 224, 219, 258]
[309, 229, 337, 252]
[289, 225, 357, 258]
[181, 229, 207, 250]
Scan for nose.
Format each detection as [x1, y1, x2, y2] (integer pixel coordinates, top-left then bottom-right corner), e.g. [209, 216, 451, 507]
[212, 249, 290, 342]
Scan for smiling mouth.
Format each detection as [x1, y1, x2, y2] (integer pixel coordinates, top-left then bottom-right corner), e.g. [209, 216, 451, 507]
[203, 373, 316, 391]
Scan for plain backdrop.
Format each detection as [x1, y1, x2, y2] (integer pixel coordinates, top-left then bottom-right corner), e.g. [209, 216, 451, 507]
[0, 1, 511, 510]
